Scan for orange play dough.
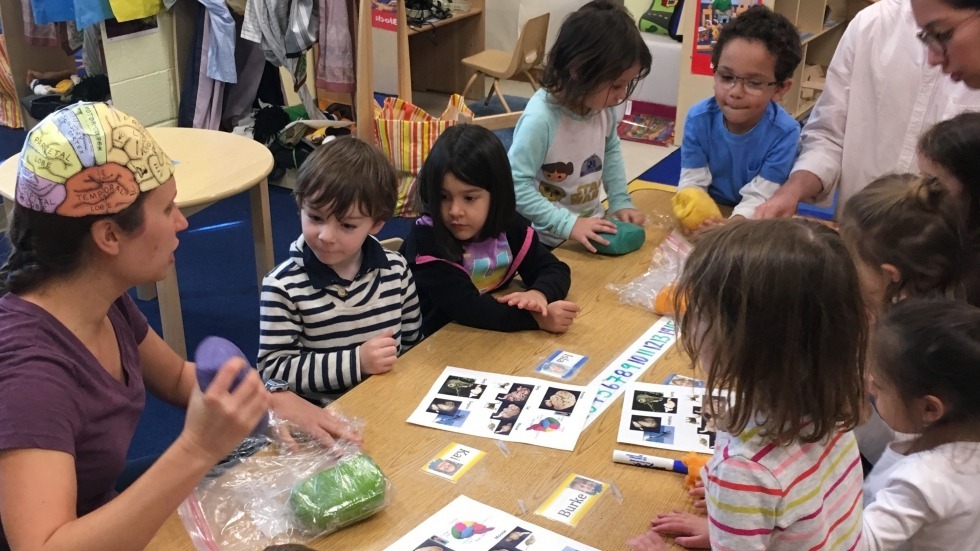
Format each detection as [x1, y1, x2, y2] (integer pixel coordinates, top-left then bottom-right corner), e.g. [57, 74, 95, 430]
[681, 453, 711, 489]
[653, 282, 686, 316]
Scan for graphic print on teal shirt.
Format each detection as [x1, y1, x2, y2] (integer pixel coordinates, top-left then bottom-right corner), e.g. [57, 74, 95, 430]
[462, 233, 514, 294]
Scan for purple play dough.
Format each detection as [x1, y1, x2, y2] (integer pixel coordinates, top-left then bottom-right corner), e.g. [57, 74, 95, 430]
[194, 336, 250, 392]
[194, 336, 269, 434]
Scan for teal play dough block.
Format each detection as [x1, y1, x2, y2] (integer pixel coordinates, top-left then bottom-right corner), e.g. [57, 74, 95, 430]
[289, 454, 388, 532]
[589, 219, 645, 255]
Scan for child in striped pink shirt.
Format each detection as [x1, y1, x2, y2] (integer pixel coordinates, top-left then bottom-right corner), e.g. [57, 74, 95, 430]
[628, 218, 868, 550]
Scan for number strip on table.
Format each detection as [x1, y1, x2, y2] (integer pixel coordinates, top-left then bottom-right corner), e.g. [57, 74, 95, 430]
[584, 316, 678, 427]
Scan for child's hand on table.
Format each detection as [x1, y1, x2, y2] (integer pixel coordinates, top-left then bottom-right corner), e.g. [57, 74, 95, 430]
[689, 481, 706, 510]
[360, 331, 398, 375]
[627, 529, 671, 551]
[570, 217, 618, 253]
[611, 207, 647, 226]
[650, 511, 711, 549]
[496, 289, 548, 314]
[532, 300, 580, 333]
[269, 392, 364, 449]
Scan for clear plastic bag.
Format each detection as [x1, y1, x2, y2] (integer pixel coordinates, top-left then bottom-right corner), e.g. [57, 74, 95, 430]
[178, 413, 390, 550]
[607, 230, 692, 312]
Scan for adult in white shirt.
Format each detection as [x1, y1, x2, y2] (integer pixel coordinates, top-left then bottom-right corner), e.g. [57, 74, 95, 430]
[754, 0, 980, 219]
[911, 0, 980, 90]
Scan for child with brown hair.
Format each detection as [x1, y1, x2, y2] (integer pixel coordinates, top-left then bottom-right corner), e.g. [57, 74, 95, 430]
[839, 174, 968, 312]
[917, 111, 980, 305]
[838, 174, 969, 467]
[860, 298, 980, 550]
[258, 137, 422, 403]
[628, 218, 867, 550]
[508, 0, 651, 252]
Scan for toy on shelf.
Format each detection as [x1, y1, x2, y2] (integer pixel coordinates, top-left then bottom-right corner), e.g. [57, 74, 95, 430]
[30, 74, 80, 96]
[800, 64, 826, 103]
[639, 0, 680, 35]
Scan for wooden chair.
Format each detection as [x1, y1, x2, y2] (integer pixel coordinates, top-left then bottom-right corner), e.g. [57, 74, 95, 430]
[379, 237, 404, 252]
[459, 13, 550, 113]
[354, 0, 522, 139]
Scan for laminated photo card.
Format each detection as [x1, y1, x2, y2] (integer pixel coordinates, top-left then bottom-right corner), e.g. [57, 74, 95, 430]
[617, 382, 730, 454]
[407, 367, 595, 451]
[535, 474, 607, 527]
[384, 495, 599, 550]
[534, 350, 588, 380]
[422, 443, 485, 483]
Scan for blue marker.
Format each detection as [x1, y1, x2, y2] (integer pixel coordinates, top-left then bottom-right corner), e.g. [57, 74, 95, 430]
[613, 450, 688, 474]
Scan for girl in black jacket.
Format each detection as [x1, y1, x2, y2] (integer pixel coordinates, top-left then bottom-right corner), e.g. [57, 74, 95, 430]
[401, 125, 579, 336]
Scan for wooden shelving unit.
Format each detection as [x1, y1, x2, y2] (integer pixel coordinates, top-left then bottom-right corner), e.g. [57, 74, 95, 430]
[775, 0, 850, 119]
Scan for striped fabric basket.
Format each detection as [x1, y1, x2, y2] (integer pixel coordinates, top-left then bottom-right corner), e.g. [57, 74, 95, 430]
[374, 94, 472, 217]
[0, 36, 24, 129]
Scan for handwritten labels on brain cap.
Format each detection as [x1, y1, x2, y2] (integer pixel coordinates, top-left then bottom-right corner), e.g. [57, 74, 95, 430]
[16, 102, 174, 217]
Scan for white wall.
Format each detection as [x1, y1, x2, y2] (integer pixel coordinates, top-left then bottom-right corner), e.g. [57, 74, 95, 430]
[102, 12, 179, 127]
[486, 0, 594, 55]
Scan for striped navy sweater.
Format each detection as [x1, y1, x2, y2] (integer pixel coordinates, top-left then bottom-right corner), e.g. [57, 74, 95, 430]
[258, 235, 422, 401]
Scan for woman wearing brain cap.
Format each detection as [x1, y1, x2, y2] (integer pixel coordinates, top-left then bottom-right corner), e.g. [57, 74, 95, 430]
[0, 103, 359, 551]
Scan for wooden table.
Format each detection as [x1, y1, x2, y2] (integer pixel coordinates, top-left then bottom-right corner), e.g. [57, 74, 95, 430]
[0, 127, 275, 359]
[147, 188, 698, 550]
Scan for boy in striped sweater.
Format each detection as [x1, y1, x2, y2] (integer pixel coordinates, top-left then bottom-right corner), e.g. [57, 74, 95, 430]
[258, 137, 422, 403]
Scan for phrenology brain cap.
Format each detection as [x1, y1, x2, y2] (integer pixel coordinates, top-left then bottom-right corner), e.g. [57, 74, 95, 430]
[15, 102, 174, 216]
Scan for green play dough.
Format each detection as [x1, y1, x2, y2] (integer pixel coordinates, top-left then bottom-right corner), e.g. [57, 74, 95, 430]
[289, 454, 388, 532]
[589, 219, 645, 255]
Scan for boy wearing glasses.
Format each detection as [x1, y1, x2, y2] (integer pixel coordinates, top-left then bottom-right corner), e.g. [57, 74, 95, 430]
[678, 5, 802, 230]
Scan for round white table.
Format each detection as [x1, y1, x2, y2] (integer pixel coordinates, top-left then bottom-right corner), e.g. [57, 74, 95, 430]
[0, 127, 275, 358]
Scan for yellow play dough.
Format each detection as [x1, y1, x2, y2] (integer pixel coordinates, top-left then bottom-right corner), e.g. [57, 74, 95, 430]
[672, 188, 722, 231]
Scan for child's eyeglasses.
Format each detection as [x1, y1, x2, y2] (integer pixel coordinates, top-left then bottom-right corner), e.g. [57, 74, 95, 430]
[916, 10, 980, 58]
[713, 72, 780, 95]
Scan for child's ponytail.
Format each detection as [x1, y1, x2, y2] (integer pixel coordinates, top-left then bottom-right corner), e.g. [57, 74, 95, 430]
[840, 174, 967, 306]
[909, 176, 950, 213]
